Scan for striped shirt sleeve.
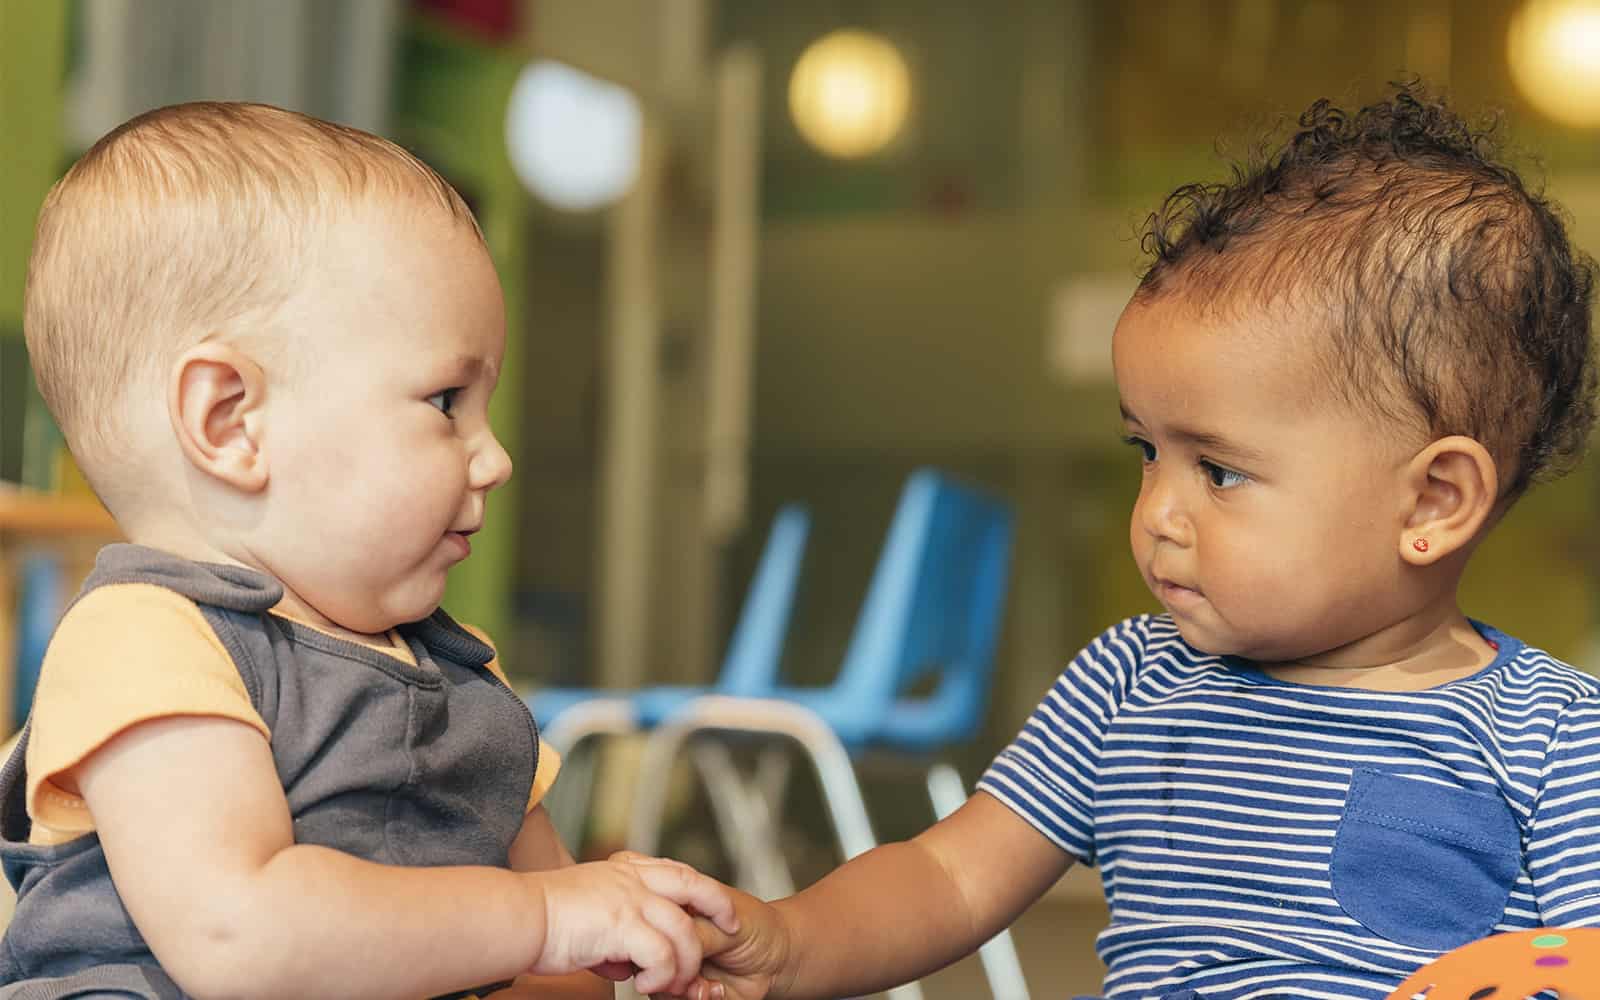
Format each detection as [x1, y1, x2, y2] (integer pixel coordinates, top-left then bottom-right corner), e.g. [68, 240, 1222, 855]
[977, 616, 1146, 865]
[1527, 695, 1600, 926]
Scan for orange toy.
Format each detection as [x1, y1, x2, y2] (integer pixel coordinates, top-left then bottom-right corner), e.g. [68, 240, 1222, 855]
[1387, 929, 1600, 999]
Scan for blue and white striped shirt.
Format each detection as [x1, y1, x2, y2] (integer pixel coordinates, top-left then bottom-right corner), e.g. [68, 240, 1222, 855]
[978, 615, 1600, 1000]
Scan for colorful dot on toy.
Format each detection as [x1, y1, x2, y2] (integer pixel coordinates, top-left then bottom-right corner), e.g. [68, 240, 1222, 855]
[1386, 928, 1600, 1000]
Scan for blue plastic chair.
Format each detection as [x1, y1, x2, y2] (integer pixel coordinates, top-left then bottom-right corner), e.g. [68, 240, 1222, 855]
[526, 502, 809, 736]
[14, 554, 64, 731]
[625, 469, 1024, 1000]
[759, 469, 1012, 753]
[523, 505, 810, 851]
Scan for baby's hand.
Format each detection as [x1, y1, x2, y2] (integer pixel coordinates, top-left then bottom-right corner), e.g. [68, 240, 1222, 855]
[651, 886, 790, 1000]
[527, 852, 738, 995]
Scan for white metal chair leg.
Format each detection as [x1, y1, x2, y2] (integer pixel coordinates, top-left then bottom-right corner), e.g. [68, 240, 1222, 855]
[632, 697, 878, 857]
[627, 714, 696, 856]
[752, 745, 793, 822]
[541, 697, 638, 757]
[542, 744, 599, 852]
[927, 763, 1031, 1000]
[541, 698, 791, 895]
[628, 697, 924, 1000]
[689, 741, 796, 898]
[539, 698, 638, 852]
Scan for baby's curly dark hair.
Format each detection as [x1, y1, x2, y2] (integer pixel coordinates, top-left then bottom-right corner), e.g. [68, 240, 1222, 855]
[1137, 82, 1597, 501]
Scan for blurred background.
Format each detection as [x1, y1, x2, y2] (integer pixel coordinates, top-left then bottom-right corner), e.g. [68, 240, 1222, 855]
[4, 2, 1600, 995]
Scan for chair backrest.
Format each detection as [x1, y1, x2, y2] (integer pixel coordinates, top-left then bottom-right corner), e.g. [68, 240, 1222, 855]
[715, 504, 810, 696]
[13, 553, 63, 730]
[830, 469, 1013, 726]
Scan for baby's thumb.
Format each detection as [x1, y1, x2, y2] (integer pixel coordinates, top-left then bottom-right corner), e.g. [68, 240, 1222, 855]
[693, 912, 739, 956]
[651, 975, 730, 1000]
[591, 959, 636, 981]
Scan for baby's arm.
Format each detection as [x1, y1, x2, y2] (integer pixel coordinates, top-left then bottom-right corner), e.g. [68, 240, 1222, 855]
[491, 806, 625, 999]
[690, 791, 1071, 1000]
[77, 716, 733, 1000]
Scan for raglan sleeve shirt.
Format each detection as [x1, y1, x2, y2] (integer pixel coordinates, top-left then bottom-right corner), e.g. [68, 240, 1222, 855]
[1526, 693, 1600, 926]
[25, 584, 272, 843]
[25, 584, 557, 844]
[976, 615, 1146, 867]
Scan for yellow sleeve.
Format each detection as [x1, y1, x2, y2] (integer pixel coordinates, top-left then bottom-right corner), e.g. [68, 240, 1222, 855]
[458, 622, 561, 812]
[528, 742, 561, 810]
[26, 583, 270, 842]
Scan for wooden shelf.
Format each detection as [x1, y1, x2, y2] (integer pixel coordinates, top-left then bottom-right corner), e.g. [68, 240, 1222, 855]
[0, 487, 119, 540]
[0, 488, 120, 745]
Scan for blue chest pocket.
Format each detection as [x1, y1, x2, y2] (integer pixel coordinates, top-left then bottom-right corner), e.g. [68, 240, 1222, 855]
[1330, 768, 1520, 951]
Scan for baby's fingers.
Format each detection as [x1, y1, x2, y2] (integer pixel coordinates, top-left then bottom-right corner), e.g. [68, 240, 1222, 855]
[638, 892, 708, 996]
[693, 912, 740, 957]
[621, 920, 682, 996]
[651, 979, 727, 1000]
[617, 853, 740, 934]
[592, 960, 636, 981]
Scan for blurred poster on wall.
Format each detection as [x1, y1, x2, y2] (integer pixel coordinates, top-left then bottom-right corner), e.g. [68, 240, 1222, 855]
[67, 0, 402, 149]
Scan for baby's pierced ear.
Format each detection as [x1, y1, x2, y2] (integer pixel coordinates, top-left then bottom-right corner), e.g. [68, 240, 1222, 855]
[1400, 435, 1499, 566]
[168, 342, 269, 493]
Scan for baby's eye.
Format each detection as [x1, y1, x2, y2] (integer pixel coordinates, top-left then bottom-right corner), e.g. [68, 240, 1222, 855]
[427, 388, 460, 417]
[1123, 435, 1157, 463]
[1201, 459, 1248, 490]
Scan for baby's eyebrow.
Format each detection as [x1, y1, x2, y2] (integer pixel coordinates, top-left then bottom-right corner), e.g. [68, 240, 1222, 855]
[1118, 403, 1267, 463]
[443, 354, 502, 390]
[1167, 425, 1267, 464]
[440, 355, 493, 383]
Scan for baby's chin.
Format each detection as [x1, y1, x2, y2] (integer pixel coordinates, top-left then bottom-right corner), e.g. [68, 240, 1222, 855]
[1177, 627, 1326, 671]
[1174, 625, 1231, 656]
[1166, 616, 1261, 661]
[317, 591, 442, 636]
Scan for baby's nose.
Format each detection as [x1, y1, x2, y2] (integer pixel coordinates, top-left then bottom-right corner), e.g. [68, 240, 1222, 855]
[472, 433, 513, 489]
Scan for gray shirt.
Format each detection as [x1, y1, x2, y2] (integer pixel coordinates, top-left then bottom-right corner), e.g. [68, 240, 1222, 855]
[0, 544, 540, 998]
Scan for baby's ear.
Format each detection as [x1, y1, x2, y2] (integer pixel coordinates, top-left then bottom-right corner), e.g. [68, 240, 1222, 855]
[1399, 435, 1498, 566]
[168, 343, 269, 492]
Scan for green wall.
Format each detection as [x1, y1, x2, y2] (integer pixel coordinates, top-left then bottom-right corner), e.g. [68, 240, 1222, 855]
[0, 0, 68, 484]
[396, 14, 529, 652]
[0, 0, 67, 335]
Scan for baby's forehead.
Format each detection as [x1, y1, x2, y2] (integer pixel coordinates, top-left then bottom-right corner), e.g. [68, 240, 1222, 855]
[278, 204, 498, 342]
[1120, 285, 1328, 367]
[1118, 290, 1423, 432]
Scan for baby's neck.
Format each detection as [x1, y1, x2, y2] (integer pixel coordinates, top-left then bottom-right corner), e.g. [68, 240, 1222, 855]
[120, 519, 243, 572]
[120, 522, 392, 646]
[1256, 609, 1497, 691]
[268, 589, 393, 647]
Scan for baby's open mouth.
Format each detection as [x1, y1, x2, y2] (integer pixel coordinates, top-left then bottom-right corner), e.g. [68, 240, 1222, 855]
[1155, 578, 1203, 604]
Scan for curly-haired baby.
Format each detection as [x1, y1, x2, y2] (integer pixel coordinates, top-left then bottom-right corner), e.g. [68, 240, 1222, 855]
[679, 83, 1600, 1000]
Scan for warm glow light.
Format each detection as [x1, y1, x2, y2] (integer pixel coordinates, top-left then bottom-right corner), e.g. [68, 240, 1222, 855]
[788, 29, 911, 159]
[1508, 0, 1600, 127]
[505, 61, 642, 211]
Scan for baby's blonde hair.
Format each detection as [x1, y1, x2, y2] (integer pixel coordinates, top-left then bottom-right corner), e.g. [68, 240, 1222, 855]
[24, 101, 481, 505]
